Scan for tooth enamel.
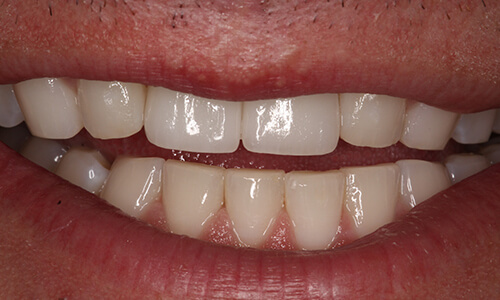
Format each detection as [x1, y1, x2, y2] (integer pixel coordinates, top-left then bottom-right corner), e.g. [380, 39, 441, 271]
[162, 160, 224, 238]
[285, 171, 344, 250]
[396, 160, 451, 209]
[77, 80, 146, 139]
[241, 94, 340, 155]
[144, 87, 241, 153]
[13, 78, 83, 139]
[0, 125, 31, 152]
[55, 147, 110, 194]
[492, 109, 500, 134]
[20, 137, 66, 172]
[400, 102, 459, 150]
[480, 144, 500, 164]
[452, 109, 496, 144]
[341, 164, 399, 238]
[340, 93, 405, 147]
[100, 157, 164, 218]
[0, 85, 24, 128]
[225, 168, 285, 247]
[445, 154, 489, 183]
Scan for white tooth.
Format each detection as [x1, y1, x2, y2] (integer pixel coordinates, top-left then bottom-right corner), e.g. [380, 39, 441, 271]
[13, 78, 83, 139]
[445, 154, 489, 183]
[452, 110, 496, 144]
[225, 168, 284, 247]
[0, 85, 24, 128]
[78, 80, 146, 139]
[396, 160, 451, 209]
[400, 102, 459, 150]
[100, 157, 164, 217]
[162, 160, 224, 238]
[285, 171, 344, 250]
[55, 148, 110, 194]
[480, 144, 500, 164]
[0, 124, 31, 151]
[20, 137, 66, 172]
[145, 87, 241, 153]
[492, 109, 500, 134]
[241, 94, 340, 155]
[340, 93, 405, 148]
[341, 164, 399, 238]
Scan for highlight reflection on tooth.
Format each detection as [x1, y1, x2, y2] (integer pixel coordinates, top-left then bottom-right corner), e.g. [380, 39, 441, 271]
[340, 93, 405, 148]
[285, 171, 344, 250]
[163, 160, 224, 239]
[445, 154, 489, 183]
[241, 94, 340, 155]
[452, 110, 496, 144]
[13, 78, 83, 139]
[55, 147, 110, 194]
[396, 160, 451, 209]
[100, 157, 164, 217]
[78, 80, 146, 139]
[145, 87, 241, 153]
[400, 102, 458, 150]
[225, 168, 285, 247]
[341, 164, 399, 238]
[20, 137, 66, 172]
[0, 84, 24, 128]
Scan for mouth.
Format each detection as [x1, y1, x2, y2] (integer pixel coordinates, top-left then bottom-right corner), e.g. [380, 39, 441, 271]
[1, 1, 499, 298]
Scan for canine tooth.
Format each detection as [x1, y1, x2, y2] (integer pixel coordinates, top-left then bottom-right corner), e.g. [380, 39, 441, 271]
[396, 160, 451, 209]
[162, 160, 224, 238]
[55, 148, 110, 194]
[20, 137, 66, 172]
[452, 110, 496, 144]
[241, 94, 340, 155]
[13, 78, 83, 139]
[400, 102, 458, 150]
[0, 85, 24, 128]
[285, 171, 344, 250]
[78, 80, 146, 139]
[480, 144, 500, 164]
[100, 157, 164, 217]
[445, 154, 489, 183]
[341, 164, 399, 238]
[145, 87, 241, 153]
[340, 93, 405, 147]
[225, 169, 284, 247]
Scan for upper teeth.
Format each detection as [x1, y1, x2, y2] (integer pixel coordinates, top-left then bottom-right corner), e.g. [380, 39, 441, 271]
[3, 78, 499, 156]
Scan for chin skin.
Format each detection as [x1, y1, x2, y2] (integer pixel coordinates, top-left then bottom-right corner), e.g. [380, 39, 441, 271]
[0, 1, 499, 299]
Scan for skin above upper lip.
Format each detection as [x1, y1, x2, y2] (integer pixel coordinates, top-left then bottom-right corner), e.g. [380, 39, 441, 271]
[0, 0, 499, 299]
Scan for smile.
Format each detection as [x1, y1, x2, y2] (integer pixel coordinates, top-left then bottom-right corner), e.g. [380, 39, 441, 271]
[0, 1, 499, 298]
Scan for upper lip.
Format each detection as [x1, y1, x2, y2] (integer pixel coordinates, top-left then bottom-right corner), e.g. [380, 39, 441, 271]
[1, 1, 499, 112]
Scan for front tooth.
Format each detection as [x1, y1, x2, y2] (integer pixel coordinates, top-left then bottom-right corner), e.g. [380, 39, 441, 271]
[452, 110, 496, 144]
[55, 148, 110, 194]
[396, 160, 451, 209]
[445, 154, 489, 183]
[285, 171, 344, 250]
[100, 157, 164, 218]
[13, 78, 83, 139]
[400, 102, 459, 150]
[341, 164, 399, 238]
[480, 144, 500, 164]
[162, 160, 224, 238]
[20, 137, 67, 172]
[0, 85, 24, 128]
[225, 168, 285, 247]
[241, 94, 340, 155]
[77, 80, 146, 139]
[144, 87, 241, 153]
[0, 125, 31, 152]
[340, 93, 405, 148]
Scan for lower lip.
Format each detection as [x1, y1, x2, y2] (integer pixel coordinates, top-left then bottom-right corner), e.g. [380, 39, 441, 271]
[1, 140, 498, 298]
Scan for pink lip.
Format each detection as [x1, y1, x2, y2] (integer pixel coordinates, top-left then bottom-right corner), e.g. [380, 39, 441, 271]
[0, 1, 499, 298]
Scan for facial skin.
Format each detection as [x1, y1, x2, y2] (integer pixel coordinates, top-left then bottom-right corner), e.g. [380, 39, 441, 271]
[0, 1, 499, 298]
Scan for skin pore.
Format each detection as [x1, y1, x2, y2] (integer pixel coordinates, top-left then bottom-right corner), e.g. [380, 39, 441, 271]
[0, 1, 499, 298]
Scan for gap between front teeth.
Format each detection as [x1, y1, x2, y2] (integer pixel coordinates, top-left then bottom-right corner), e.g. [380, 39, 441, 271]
[4, 130, 496, 251]
[2, 78, 500, 156]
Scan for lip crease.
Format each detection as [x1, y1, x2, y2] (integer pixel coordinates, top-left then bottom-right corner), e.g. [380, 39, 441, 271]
[0, 0, 499, 298]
